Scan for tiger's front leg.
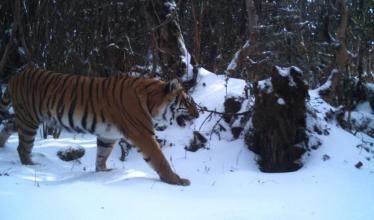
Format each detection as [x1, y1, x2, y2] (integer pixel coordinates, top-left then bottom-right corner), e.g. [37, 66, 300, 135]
[96, 138, 116, 171]
[131, 135, 190, 186]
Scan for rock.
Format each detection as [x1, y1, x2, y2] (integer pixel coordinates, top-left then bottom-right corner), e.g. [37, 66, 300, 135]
[231, 126, 243, 139]
[223, 96, 242, 123]
[355, 161, 363, 169]
[57, 146, 85, 162]
[322, 154, 330, 161]
[185, 131, 207, 152]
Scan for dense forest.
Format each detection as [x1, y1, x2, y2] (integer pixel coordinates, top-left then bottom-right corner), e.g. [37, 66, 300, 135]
[1, 0, 373, 82]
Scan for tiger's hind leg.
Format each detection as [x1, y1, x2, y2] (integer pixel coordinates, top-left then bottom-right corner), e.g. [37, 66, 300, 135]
[0, 119, 17, 147]
[130, 135, 190, 186]
[96, 138, 116, 171]
[16, 119, 39, 165]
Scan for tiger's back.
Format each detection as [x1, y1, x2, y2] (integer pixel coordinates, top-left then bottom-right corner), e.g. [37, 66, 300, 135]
[3, 69, 199, 186]
[9, 69, 171, 137]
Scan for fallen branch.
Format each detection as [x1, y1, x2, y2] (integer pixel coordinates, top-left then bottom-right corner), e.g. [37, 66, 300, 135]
[196, 103, 252, 135]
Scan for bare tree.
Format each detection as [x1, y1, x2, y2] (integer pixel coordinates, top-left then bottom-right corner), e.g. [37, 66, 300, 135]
[319, 0, 354, 106]
[145, 0, 190, 80]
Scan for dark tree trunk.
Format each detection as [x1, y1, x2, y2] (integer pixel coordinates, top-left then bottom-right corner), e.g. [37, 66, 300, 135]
[226, 0, 257, 79]
[248, 66, 308, 172]
[0, 0, 29, 80]
[191, 0, 205, 64]
[319, 0, 352, 106]
[145, 0, 189, 80]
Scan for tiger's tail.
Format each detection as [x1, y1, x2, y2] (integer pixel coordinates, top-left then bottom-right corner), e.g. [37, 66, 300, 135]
[0, 85, 16, 147]
[0, 63, 26, 118]
[0, 63, 22, 121]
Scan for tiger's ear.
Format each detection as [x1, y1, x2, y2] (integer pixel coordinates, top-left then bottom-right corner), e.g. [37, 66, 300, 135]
[165, 79, 180, 94]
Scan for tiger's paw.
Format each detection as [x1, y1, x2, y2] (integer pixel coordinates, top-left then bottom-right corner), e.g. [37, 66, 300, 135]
[178, 178, 191, 186]
[95, 164, 113, 172]
[95, 167, 113, 172]
[18, 148, 35, 165]
[19, 156, 35, 165]
[161, 174, 191, 186]
[21, 160, 36, 165]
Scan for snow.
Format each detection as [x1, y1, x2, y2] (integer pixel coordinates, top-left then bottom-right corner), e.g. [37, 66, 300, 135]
[275, 65, 302, 87]
[1, 69, 374, 220]
[227, 40, 250, 72]
[316, 69, 339, 92]
[107, 43, 120, 49]
[277, 97, 286, 105]
[367, 83, 374, 92]
[164, 1, 177, 11]
[257, 78, 273, 93]
[356, 101, 373, 114]
[179, 37, 194, 81]
[17, 47, 26, 56]
[227, 55, 238, 71]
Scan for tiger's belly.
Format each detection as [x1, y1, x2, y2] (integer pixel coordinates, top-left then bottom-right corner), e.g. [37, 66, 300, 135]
[94, 123, 123, 140]
[48, 113, 123, 141]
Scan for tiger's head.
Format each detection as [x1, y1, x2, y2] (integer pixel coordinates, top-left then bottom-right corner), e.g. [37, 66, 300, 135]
[148, 79, 199, 124]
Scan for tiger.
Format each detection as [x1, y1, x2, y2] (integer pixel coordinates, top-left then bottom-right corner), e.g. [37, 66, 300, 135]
[0, 68, 199, 186]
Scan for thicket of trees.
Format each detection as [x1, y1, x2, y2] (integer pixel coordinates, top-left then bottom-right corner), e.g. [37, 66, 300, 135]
[1, 0, 372, 83]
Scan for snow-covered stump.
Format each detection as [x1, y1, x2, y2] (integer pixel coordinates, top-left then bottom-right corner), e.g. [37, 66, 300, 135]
[249, 66, 308, 172]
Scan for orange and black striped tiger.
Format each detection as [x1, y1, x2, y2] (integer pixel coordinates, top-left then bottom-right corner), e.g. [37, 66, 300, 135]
[0, 69, 199, 186]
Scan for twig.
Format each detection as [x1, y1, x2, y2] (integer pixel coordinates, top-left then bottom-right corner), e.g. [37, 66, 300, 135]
[197, 104, 251, 116]
[198, 111, 213, 131]
[209, 115, 224, 141]
[34, 170, 40, 187]
[197, 103, 252, 136]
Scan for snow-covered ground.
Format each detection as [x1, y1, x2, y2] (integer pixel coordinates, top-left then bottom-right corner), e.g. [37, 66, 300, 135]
[0, 69, 373, 220]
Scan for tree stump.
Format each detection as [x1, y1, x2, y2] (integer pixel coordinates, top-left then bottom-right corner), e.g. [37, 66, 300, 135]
[249, 66, 308, 172]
